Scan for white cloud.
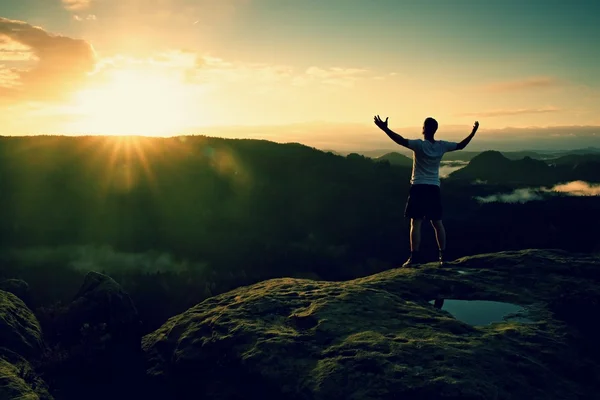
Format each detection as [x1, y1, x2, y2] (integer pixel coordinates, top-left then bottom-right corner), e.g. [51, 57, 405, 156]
[62, 0, 92, 11]
[183, 56, 375, 90]
[190, 56, 294, 85]
[293, 66, 369, 87]
[475, 181, 600, 204]
[475, 188, 544, 204]
[74, 14, 97, 21]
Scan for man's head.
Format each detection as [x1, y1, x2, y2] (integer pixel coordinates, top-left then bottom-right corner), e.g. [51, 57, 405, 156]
[422, 117, 438, 137]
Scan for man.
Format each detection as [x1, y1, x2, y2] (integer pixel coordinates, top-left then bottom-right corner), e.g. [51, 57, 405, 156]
[373, 115, 479, 267]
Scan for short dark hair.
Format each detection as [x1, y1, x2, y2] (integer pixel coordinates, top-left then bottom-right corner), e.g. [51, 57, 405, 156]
[423, 117, 438, 135]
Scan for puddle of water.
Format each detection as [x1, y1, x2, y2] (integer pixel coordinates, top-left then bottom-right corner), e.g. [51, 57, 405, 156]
[429, 299, 533, 326]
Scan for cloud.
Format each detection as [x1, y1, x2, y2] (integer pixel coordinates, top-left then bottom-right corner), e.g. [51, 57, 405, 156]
[62, 0, 92, 11]
[0, 67, 20, 88]
[0, 18, 96, 103]
[74, 14, 97, 22]
[294, 67, 368, 87]
[456, 107, 561, 118]
[181, 55, 293, 87]
[94, 0, 248, 29]
[475, 181, 600, 204]
[0, 35, 35, 61]
[184, 55, 374, 90]
[475, 188, 544, 204]
[482, 77, 560, 92]
[439, 161, 469, 178]
[551, 181, 600, 196]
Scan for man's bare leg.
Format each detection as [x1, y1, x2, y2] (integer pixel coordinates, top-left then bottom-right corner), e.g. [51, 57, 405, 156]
[431, 220, 446, 265]
[403, 218, 422, 267]
[410, 218, 422, 252]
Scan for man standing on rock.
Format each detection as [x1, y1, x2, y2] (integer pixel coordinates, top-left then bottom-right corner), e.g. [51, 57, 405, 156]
[374, 116, 479, 267]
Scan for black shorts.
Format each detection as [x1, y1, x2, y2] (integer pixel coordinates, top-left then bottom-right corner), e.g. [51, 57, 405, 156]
[404, 184, 443, 220]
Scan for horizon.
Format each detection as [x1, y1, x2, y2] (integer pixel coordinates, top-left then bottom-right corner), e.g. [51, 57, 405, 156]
[0, 1, 599, 149]
[1, 129, 599, 156]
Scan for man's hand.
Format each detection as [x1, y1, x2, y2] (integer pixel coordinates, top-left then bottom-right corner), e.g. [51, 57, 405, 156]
[374, 115, 409, 148]
[455, 121, 480, 151]
[374, 115, 389, 131]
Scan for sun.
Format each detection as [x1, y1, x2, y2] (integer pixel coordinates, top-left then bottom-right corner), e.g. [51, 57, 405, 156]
[68, 68, 196, 136]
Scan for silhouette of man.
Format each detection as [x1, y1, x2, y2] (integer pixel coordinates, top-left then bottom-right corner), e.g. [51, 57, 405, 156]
[374, 115, 479, 267]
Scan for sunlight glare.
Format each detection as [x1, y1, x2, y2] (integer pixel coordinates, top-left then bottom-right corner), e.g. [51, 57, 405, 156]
[69, 69, 197, 136]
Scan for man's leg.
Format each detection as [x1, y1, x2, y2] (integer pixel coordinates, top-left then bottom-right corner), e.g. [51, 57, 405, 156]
[431, 220, 446, 250]
[410, 218, 423, 252]
[403, 218, 422, 267]
[431, 220, 446, 265]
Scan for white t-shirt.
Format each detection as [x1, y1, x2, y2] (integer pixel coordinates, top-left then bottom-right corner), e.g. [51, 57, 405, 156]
[407, 139, 458, 186]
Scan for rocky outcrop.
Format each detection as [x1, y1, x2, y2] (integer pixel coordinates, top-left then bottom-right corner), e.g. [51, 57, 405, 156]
[0, 290, 51, 399]
[0, 290, 43, 359]
[0, 279, 31, 306]
[38, 272, 144, 400]
[142, 249, 600, 400]
[65, 271, 141, 343]
[0, 349, 53, 400]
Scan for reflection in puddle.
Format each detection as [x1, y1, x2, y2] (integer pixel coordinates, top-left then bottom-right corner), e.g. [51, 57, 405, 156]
[430, 299, 533, 326]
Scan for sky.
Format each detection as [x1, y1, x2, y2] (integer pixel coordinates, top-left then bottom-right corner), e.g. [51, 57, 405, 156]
[0, 0, 599, 150]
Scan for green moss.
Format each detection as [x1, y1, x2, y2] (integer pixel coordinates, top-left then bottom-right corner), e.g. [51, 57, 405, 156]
[142, 250, 600, 399]
[0, 357, 38, 400]
[0, 351, 53, 400]
[0, 290, 43, 359]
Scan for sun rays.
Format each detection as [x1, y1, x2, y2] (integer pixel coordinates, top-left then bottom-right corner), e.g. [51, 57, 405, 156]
[92, 136, 159, 194]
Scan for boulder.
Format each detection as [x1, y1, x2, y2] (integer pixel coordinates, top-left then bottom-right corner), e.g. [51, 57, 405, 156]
[0, 349, 53, 400]
[0, 291, 49, 399]
[39, 272, 144, 400]
[143, 249, 600, 400]
[65, 271, 141, 344]
[0, 279, 31, 306]
[0, 290, 43, 359]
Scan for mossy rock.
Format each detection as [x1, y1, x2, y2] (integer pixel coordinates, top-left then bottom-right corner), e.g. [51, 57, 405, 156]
[0, 349, 53, 400]
[0, 290, 43, 359]
[143, 250, 600, 400]
[0, 280, 31, 307]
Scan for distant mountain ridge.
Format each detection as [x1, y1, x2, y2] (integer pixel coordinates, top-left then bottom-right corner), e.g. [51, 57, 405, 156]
[375, 152, 413, 167]
[348, 147, 600, 162]
[448, 150, 600, 185]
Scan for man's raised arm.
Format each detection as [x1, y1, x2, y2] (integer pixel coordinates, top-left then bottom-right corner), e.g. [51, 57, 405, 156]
[374, 115, 409, 148]
[455, 121, 479, 151]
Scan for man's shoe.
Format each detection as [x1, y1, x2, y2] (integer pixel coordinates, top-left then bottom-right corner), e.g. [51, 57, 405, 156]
[402, 252, 421, 268]
[439, 250, 446, 267]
